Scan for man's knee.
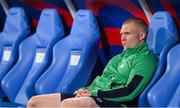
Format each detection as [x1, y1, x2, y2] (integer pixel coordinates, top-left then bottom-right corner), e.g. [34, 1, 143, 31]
[27, 95, 40, 107]
[27, 99, 36, 107]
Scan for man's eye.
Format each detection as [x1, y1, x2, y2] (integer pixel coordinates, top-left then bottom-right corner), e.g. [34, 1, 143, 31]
[124, 32, 130, 35]
[121, 32, 130, 35]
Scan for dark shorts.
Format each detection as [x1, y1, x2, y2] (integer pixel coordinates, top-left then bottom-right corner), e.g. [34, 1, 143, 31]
[60, 94, 123, 107]
[61, 93, 75, 100]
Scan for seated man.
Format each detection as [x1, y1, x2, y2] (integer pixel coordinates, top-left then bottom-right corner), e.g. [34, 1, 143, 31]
[27, 18, 157, 107]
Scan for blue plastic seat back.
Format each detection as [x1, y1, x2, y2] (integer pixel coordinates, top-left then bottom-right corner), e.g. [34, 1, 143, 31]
[0, 7, 30, 98]
[138, 11, 179, 107]
[147, 44, 180, 107]
[1, 9, 64, 106]
[35, 10, 100, 94]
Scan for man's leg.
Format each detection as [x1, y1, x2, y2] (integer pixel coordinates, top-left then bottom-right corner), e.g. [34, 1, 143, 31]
[27, 93, 61, 107]
[61, 96, 99, 107]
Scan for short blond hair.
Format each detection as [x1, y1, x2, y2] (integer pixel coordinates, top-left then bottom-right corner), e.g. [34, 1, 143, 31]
[123, 18, 148, 33]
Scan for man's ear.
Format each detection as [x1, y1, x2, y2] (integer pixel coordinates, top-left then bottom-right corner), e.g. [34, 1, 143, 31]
[139, 32, 146, 41]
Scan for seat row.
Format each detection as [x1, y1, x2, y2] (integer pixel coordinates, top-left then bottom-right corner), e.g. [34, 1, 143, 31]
[0, 7, 100, 107]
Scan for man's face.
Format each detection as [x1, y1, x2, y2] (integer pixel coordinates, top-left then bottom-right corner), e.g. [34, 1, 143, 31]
[120, 22, 145, 49]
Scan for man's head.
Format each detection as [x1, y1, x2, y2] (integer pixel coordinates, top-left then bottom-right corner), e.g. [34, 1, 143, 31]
[120, 18, 148, 49]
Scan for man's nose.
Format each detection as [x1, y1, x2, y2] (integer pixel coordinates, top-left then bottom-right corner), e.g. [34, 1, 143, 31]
[121, 34, 126, 41]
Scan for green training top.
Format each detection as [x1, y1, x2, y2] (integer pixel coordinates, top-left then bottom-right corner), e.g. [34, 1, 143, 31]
[84, 43, 157, 102]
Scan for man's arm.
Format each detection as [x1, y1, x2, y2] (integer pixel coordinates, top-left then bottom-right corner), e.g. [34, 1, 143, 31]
[98, 74, 143, 98]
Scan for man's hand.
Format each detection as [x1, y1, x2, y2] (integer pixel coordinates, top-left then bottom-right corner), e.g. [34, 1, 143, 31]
[74, 89, 91, 97]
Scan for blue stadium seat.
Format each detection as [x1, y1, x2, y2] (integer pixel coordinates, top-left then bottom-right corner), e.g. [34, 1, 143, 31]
[35, 10, 100, 95]
[0, 8, 64, 106]
[0, 7, 30, 100]
[147, 44, 180, 107]
[138, 11, 179, 107]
